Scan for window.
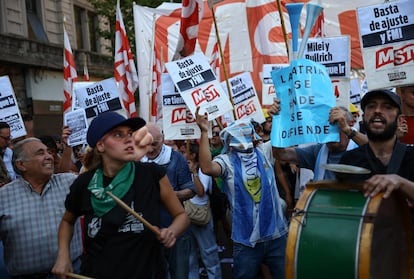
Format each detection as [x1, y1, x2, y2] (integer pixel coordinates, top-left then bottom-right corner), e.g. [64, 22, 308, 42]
[74, 6, 99, 52]
[26, 0, 48, 42]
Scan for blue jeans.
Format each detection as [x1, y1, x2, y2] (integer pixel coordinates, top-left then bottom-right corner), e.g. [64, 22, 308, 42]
[188, 218, 222, 279]
[233, 234, 287, 279]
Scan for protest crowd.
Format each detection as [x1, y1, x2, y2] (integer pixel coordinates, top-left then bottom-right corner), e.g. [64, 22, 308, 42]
[1, 0, 414, 279]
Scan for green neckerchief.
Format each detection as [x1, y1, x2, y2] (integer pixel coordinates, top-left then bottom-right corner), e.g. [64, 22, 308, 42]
[88, 162, 135, 217]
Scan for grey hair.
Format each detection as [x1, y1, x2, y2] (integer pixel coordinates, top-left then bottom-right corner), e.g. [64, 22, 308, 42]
[12, 137, 41, 175]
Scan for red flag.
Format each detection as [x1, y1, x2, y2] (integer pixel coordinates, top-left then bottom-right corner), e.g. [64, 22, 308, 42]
[178, 0, 203, 57]
[63, 25, 78, 114]
[83, 61, 90, 81]
[114, 0, 138, 118]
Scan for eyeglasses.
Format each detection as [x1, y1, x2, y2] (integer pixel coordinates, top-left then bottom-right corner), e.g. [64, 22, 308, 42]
[212, 131, 220, 137]
[0, 135, 11, 141]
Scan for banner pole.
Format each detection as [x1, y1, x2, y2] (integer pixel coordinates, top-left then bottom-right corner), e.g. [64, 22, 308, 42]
[276, 0, 290, 60]
[211, 6, 236, 120]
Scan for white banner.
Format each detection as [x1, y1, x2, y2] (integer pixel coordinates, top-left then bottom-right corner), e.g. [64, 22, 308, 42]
[134, 0, 385, 121]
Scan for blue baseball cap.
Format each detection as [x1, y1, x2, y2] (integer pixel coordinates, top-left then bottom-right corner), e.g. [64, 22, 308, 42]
[87, 111, 146, 147]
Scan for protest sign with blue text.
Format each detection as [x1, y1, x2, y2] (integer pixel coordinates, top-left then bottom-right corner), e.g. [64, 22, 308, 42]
[270, 59, 339, 148]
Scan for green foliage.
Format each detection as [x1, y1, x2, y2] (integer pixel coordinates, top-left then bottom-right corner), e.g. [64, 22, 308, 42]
[87, 0, 170, 60]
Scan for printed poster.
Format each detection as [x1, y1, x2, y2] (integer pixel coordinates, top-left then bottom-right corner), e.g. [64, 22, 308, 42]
[302, 36, 351, 108]
[357, 0, 414, 90]
[221, 72, 265, 124]
[262, 64, 289, 105]
[63, 109, 88, 146]
[165, 53, 233, 121]
[161, 73, 203, 140]
[74, 78, 126, 121]
[0, 76, 27, 139]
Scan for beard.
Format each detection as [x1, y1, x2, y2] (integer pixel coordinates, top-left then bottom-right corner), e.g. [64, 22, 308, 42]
[363, 118, 398, 142]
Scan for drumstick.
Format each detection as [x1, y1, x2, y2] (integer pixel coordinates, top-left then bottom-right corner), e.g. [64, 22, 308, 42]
[106, 191, 161, 236]
[66, 272, 94, 279]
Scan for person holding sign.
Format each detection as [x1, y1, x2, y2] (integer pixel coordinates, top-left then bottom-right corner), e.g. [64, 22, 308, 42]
[52, 112, 189, 279]
[269, 98, 367, 181]
[195, 109, 288, 279]
[0, 122, 15, 185]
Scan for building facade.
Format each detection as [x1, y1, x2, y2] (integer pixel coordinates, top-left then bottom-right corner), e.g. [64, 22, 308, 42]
[0, 0, 112, 137]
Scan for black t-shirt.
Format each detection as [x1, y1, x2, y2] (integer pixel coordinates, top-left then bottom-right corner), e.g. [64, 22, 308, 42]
[65, 162, 167, 279]
[340, 143, 414, 181]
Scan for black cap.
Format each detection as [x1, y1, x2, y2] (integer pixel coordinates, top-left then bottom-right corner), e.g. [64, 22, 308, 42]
[360, 89, 401, 112]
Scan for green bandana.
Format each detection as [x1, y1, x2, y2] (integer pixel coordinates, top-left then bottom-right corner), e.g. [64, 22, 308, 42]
[88, 162, 135, 217]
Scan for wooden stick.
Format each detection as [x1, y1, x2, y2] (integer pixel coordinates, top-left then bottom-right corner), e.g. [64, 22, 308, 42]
[276, 0, 290, 60]
[106, 191, 160, 236]
[66, 272, 94, 279]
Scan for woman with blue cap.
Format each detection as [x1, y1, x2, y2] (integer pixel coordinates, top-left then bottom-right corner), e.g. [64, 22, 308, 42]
[52, 111, 189, 279]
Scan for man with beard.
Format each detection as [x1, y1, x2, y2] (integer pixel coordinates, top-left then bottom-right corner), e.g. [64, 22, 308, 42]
[340, 89, 414, 200]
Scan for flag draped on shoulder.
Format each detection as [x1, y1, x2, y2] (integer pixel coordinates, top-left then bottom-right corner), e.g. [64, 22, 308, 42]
[63, 25, 78, 114]
[114, 0, 139, 118]
[177, 0, 203, 57]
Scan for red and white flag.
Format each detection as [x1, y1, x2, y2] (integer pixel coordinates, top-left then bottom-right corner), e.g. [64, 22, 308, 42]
[177, 0, 203, 57]
[151, 47, 161, 118]
[114, 0, 139, 118]
[209, 40, 220, 81]
[63, 25, 78, 114]
[311, 11, 325, 38]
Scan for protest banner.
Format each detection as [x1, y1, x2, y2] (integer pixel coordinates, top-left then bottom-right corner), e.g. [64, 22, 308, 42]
[301, 36, 351, 108]
[134, 0, 384, 122]
[165, 53, 233, 121]
[221, 72, 265, 123]
[74, 78, 126, 121]
[270, 59, 339, 148]
[0, 76, 27, 139]
[357, 0, 414, 90]
[161, 73, 203, 140]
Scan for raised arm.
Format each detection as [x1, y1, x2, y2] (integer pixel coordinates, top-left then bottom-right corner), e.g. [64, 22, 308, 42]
[195, 108, 222, 177]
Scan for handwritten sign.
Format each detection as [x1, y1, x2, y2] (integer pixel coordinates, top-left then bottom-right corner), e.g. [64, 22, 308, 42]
[270, 59, 339, 148]
[357, 0, 414, 89]
[165, 53, 233, 121]
[74, 78, 125, 121]
[0, 76, 27, 139]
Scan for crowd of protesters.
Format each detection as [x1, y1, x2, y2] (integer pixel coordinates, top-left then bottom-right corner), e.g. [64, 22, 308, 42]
[0, 85, 413, 278]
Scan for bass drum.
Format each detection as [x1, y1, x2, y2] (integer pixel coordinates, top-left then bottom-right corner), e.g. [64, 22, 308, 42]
[286, 181, 414, 279]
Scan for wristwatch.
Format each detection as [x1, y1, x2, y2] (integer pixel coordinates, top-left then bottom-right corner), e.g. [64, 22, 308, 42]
[347, 127, 358, 139]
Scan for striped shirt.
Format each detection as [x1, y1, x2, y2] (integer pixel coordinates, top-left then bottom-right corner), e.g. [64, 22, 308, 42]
[0, 173, 82, 275]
